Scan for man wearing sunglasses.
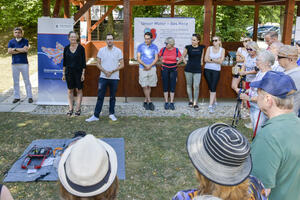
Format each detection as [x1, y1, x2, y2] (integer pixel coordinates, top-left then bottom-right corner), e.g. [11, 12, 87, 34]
[278, 45, 300, 117]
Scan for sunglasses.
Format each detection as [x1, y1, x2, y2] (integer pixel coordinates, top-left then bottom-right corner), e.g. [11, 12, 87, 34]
[212, 40, 218, 42]
[277, 55, 288, 60]
[246, 48, 254, 51]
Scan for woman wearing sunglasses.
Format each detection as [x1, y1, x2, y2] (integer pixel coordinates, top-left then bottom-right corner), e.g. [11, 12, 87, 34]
[159, 37, 183, 110]
[182, 34, 205, 111]
[204, 36, 225, 113]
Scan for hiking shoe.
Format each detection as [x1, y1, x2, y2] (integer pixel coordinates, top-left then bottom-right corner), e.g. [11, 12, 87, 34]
[213, 102, 218, 108]
[208, 106, 214, 113]
[143, 102, 147, 109]
[169, 103, 175, 110]
[188, 101, 193, 108]
[109, 114, 117, 121]
[85, 115, 99, 122]
[12, 98, 20, 103]
[148, 102, 155, 111]
[164, 102, 169, 110]
[28, 98, 33, 103]
[194, 105, 200, 111]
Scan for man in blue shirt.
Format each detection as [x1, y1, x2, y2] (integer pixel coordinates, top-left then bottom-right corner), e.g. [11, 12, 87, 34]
[7, 27, 33, 103]
[137, 32, 158, 110]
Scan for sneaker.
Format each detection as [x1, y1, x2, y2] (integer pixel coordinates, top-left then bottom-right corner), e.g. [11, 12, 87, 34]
[143, 102, 147, 109]
[144, 102, 150, 110]
[213, 102, 218, 108]
[109, 114, 117, 121]
[148, 102, 155, 111]
[12, 98, 20, 103]
[169, 103, 175, 110]
[208, 106, 214, 113]
[28, 98, 33, 103]
[85, 115, 99, 122]
[164, 102, 169, 110]
[194, 105, 200, 111]
[188, 101, 193, 108]
[244, 122, 252, 129]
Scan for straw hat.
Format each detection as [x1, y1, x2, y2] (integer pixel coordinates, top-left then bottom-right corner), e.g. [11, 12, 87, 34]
[187, 123, 252, 186]
[58, 134, 118, 197]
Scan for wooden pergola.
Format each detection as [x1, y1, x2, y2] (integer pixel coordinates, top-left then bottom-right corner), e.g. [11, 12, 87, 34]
[41, 0, 300, 98]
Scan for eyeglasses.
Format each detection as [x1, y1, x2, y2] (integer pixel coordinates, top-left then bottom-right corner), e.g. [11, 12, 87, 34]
[212, 40, 218, 42]
[277, 55, 288, 60]
[246, 48, 254, 51]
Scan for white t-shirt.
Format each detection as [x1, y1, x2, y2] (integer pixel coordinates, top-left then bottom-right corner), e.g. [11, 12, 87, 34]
[237, 47, 248, 65]
[97, 46, 123, 80]
[245, 54, 257, 82]
[204, 46, 223, 71]
[249, 71, 267, 98]
[271, 60, 284, 72]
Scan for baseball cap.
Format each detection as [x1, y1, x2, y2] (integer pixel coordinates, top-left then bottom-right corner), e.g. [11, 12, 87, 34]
[250, 71, 297, 98]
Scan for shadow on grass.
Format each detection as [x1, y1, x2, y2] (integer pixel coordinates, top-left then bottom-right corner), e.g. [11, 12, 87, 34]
[0, 113, 252, 199]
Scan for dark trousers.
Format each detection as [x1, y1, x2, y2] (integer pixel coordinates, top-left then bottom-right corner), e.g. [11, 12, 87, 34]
[161, 66, 177, 92]
[94, 78, 119, 118]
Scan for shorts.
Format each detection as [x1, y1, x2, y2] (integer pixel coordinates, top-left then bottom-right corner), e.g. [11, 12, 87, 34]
[66, 70, 83, 90]
[139, 67, 157, 87]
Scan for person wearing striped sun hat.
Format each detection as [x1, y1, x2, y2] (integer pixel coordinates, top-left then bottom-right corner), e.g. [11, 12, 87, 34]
[172, 123, 268, 200]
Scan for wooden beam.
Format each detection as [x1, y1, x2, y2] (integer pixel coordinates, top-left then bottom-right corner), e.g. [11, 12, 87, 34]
[212, 5, 217, 39]
[203, 0, 212, 47]
[87, 8, 92, 42]
[90, 5, 117, 32]
[53, 0, 62, 17]
[74, 0, 97, 23]
[282, 0, 295, 44]
[253, 5, 259, 41]
[123, 0, 130, 98]
[255, 0, 285, 3]
[297, 4, 300, 16]
[171, 4, 175, 17]
[42, 0, 51, 16]
[64, 0, 70, 18]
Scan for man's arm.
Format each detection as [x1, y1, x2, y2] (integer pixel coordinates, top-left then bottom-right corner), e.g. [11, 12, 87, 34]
[137, 52, 149, 70]
[112, 59, 124, 73]
[148, 54, 158, 68]
[96, 57, 109, 77]
[8, 45, 29, 54]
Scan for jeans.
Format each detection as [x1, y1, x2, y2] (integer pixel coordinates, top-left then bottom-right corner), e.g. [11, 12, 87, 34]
[12, 64, 32, 99]
[161, 66, 177, 92]
[185, 72, 201, 103]
[249, 102, 267, 134]
[94, 78, 119, 118]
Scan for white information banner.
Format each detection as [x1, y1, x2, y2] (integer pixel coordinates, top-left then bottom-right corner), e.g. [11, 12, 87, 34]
[134, 17, 195, 58]
[295, 17, 300, 42]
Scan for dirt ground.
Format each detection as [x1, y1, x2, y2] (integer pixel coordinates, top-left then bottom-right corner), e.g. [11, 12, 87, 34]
[0, 55, 37, 93]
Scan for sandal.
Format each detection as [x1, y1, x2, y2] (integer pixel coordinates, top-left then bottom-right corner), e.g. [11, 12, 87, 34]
[67, 109, 73, 116]
[188, 101, 193, 108]
[75, 109, 81, 116]
[194, 105, 200, 111]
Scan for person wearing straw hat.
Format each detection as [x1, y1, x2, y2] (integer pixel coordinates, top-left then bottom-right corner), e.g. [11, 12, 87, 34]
[250, 71, 300, 200]
[172, 123, 267, 200]
[58, 134, 118, 200]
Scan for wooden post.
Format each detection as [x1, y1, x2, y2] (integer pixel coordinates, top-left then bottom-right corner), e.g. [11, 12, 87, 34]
[282, 0, 295, 44]
[171, 4, 175, 17]
[64, 0, 70, 18]
[87, 9, 92, 42]
[212, 5, 217, 39]
[42, 0, 50, 16]
[203, 0, 212, 47]
[53, 0, 62, 17]
[298, 4, 300, 16]
[253, 5, 259, 41]
[123, 0, 130, 99]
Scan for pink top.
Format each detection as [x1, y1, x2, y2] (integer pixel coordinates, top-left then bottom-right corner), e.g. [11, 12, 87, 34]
[159, 47, 182, 68]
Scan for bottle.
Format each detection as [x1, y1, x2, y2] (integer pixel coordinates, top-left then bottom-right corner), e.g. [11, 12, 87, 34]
[229, 56, 233, 66]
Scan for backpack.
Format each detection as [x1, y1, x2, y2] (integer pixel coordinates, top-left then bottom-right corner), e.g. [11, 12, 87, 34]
[161, 47, 179, 57]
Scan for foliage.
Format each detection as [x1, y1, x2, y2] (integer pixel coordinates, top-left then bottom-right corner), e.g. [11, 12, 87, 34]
[132, 5, 168, 18]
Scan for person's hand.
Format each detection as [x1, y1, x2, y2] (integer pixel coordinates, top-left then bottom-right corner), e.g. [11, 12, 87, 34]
[239, 71, 246, 76]
[239, 93, 249, 100]
[144, 65, 151, 71]
[62, 74, 66, 81]
[106, 71, 112, 78]
[23, 46, 29, 51]
[81, 74, 85, 81]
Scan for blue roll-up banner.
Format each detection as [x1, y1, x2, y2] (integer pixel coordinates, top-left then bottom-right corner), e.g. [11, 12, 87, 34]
[37, 17, 74, 105]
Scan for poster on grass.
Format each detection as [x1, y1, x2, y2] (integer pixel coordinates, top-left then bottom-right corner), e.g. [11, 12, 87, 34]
[37, 17, 74, 105]
[134, 17, 195, 58]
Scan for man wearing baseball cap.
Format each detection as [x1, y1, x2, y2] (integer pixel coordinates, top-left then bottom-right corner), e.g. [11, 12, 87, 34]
[250, 71, 300, 200]
[277, 45, 300, 117]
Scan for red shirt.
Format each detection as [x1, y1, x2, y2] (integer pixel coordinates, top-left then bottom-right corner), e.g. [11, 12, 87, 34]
[159, 47, 182, 68]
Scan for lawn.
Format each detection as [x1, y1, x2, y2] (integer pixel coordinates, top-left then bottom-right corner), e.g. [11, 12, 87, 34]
[0, 113, 252, 200]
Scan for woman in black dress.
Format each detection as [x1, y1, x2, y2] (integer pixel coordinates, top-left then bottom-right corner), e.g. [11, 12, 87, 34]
[62, 31, 86, 116]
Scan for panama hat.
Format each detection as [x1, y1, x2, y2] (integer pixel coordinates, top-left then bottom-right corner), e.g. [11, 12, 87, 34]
[187, 123, 252, 186]
[58, 134, 118, 197]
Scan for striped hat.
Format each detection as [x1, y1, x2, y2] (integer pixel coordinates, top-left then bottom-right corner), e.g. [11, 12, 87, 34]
[187, 123, 252, 186]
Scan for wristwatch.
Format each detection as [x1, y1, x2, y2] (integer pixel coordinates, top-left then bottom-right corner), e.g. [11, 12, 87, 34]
[14, 48, 17, 51]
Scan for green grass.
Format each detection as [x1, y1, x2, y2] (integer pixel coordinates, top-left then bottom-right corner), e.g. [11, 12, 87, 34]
[0, 113, 252, 199]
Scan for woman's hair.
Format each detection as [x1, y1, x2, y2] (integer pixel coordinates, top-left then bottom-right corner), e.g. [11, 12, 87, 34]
[212, 36, 222, 47]
[192, 33, 202, 45]
[68, 31, 79, 39]
[59, 177, 119, 200]
[247, 41, 260, 52]
[195, 170, 249, 200]
[257, 50, 275, 67]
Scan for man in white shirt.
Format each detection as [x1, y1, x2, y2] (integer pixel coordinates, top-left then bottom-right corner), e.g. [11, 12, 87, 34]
[86, 34, 124, 122]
